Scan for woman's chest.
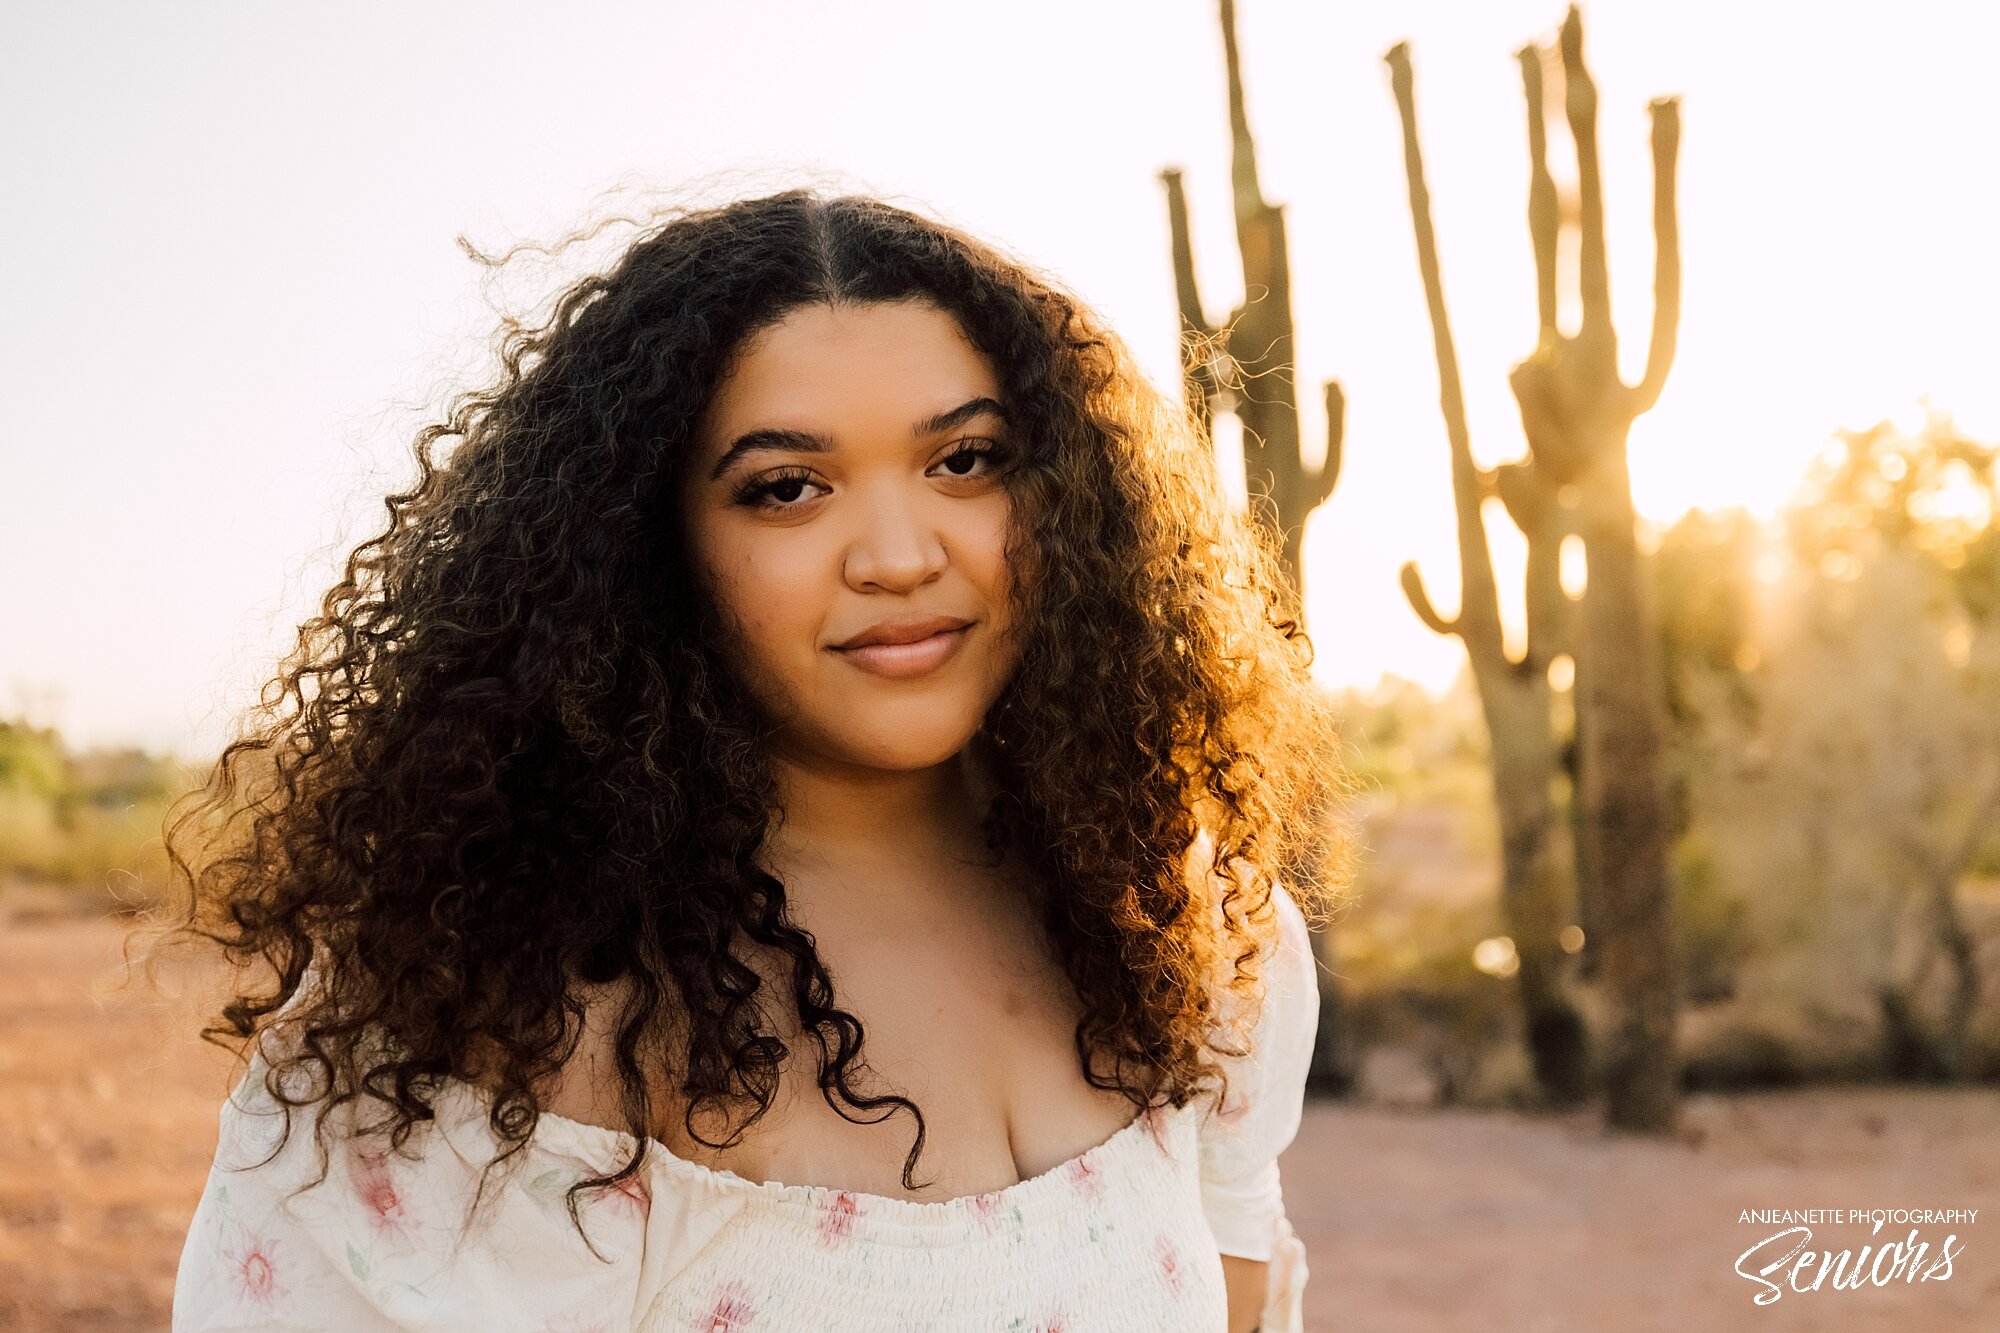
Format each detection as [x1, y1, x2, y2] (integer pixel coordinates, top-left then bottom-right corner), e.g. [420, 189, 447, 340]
[672, 909, 1140, 1201]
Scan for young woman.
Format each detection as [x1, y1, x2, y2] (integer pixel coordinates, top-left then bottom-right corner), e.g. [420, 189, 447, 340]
[163, 189, 1348, 1332]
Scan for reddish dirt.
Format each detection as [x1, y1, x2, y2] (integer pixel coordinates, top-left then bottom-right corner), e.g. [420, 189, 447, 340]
[1289, 1092, 1998, 1331]
[2, 913, 1994, 1331]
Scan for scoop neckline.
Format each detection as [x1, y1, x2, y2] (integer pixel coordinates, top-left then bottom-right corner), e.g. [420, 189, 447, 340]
[442, 1074, 1187, 1223]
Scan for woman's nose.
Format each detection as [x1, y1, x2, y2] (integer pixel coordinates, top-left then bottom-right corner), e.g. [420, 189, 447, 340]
[841, 487, 947, 593]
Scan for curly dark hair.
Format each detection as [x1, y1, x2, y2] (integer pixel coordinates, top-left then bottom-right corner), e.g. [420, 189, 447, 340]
[143, 186, 1353, 1255]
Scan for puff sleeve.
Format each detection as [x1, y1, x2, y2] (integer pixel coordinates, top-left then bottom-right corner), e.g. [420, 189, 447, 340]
[1197, 879, 1320, 1330]
[171, 1041, 653, 1332]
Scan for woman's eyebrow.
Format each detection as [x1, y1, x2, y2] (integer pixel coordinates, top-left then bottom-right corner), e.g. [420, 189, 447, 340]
[706, 396, 1009, 481]
[916, 395, 1009, 438]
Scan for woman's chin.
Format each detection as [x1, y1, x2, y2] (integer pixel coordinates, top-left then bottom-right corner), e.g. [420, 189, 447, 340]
[821, 718, 987, 773]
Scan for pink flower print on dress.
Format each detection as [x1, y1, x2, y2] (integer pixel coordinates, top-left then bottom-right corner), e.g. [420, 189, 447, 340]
[1062, 1153, 1105, 1201]
[596, 1171, 651, 1221]
[222, 1228, 288, 1306]
[1154, 1231, 1187, 1298]
[813, 1189, 861, 1249]
[349, 1147, 419, 1242]
[967, 1189, 1008, 1236]
[1217, 1088, 1254, 1127]
[691, 1277, 758, 1331]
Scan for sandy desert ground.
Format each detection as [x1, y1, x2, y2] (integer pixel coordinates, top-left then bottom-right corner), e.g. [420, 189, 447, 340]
[1, 911, 1994, 1332]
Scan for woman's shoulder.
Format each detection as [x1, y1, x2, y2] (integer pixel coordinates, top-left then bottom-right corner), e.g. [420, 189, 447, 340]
[176, 969, 728, 1333]
[1204, 875, 1319, 1087]
[1186, 829, 1320, 1042]
[1260, 879, 1319, 1031]
[178, 1027, 720, 1333]
[1190, 864, 1321, 1270]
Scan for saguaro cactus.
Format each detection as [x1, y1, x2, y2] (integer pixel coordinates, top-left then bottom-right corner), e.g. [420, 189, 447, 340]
[1161, 0, 1350, 1092]
[1384, 42, 1592, 1107]
[1161, 0, 1343, 614]
[1508, 6, 1684, 1133]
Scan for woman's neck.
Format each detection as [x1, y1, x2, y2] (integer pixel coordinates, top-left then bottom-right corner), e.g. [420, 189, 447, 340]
[758, 734, 1010, 910]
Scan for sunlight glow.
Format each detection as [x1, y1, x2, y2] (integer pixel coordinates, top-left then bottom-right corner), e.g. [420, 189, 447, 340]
[1473, 935, 1521, 978]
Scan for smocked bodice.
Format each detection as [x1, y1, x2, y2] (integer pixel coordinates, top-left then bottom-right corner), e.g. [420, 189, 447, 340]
[172, 883, 1320, 1332]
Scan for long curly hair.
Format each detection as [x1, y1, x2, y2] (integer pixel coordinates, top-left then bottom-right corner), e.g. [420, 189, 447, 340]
[146, 187, 1353, 1253]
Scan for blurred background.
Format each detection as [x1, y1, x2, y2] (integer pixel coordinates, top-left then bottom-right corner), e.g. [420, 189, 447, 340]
[2, 1, 1996, 1329]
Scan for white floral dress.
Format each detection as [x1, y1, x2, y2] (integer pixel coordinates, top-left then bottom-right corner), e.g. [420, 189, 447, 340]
[172, 886, 1319, 1332]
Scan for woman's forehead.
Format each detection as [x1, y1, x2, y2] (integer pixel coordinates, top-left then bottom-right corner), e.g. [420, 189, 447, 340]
[696, 300, 1001, 448]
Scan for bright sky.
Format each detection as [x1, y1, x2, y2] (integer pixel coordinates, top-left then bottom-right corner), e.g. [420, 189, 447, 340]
[3, 0, 1996, 761]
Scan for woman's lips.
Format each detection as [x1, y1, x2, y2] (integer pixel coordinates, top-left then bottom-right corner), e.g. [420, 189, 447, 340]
[830, 625, 971, 678]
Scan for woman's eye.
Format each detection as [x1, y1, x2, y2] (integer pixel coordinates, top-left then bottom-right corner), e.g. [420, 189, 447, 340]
[733, 469, 826, 510]
[934, 440, 1009, 479]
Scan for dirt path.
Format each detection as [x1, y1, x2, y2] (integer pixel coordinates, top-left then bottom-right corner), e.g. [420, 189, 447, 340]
[0, 912, 255, 1331]
[1286, 1091, 1997, 1331]
[2, 914, 1994, 1331]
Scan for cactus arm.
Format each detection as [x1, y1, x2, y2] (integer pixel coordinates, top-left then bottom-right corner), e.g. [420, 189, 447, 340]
[1400, 561, 1458, 638]
[1387, 40, 1505, 654]
[1628, 96, 1683, 415]
[1558, 5, 1615, 347]
[1517, 43, 1561, 346]
[1311, 380, 1345, 508]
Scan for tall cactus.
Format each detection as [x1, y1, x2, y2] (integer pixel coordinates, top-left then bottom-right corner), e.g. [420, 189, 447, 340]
[1384, 42, 1592, 1107]
[1161, 0, 1343, 614]
[1507, 5, 1684, 1133]
[1161, 0, 1350, 1093]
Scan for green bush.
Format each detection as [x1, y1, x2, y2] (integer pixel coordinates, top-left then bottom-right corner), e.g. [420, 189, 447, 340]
[0, 718, 191, 913]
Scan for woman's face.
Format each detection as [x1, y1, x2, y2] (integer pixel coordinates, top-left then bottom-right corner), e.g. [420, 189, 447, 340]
[681, 298, 1025, 773]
